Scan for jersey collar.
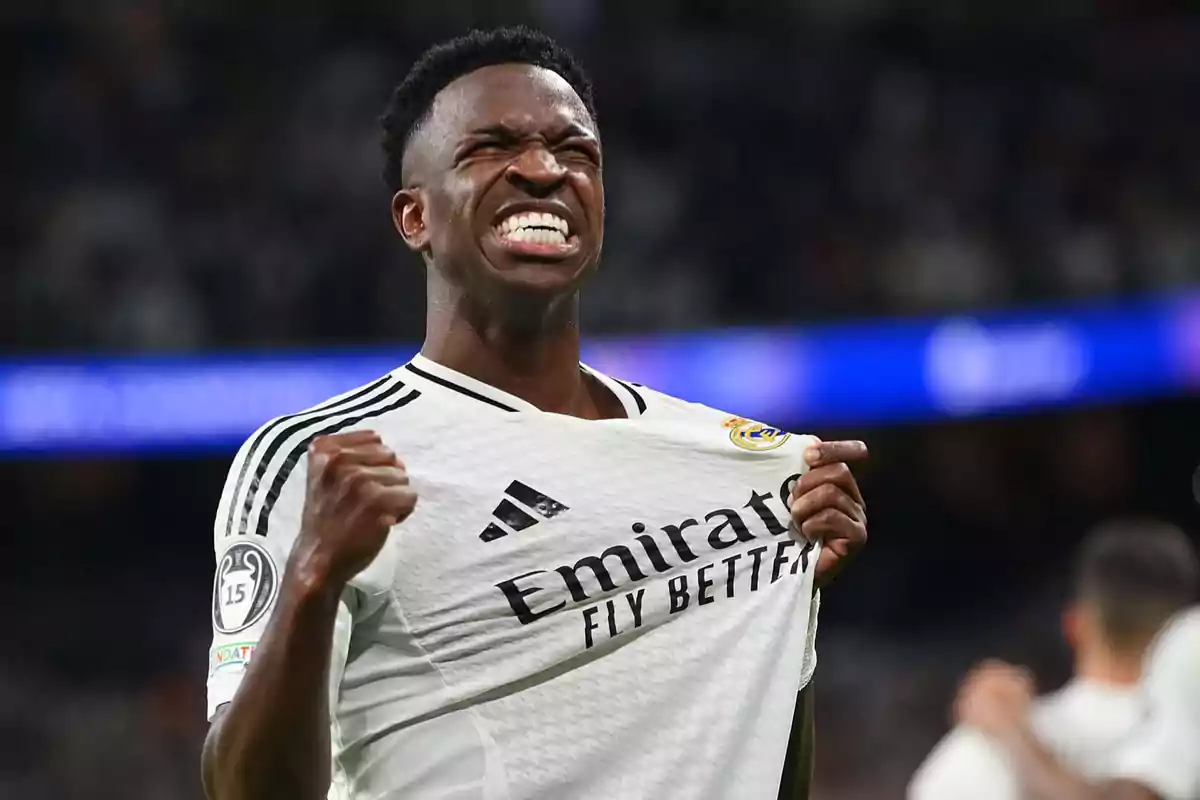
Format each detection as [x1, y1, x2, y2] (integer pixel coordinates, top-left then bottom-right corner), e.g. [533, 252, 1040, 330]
[403, 353, 646, 418]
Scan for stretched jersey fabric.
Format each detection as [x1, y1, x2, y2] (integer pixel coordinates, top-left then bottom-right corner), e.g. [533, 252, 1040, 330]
[908, 680, 1149, 800]
[1109, 607, 1200, 800]
[206, 354, 822, 800]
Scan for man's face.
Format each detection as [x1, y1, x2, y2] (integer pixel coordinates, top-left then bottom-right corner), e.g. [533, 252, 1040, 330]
[397, 63, 604, 303]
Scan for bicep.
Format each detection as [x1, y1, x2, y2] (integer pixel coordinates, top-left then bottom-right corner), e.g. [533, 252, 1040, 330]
[908, 727, 1022, 800]
[207, 529, 295, 720]
[206, 446, 310, 720]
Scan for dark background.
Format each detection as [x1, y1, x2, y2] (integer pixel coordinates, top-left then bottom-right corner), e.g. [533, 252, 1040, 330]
[3, 2, 1198, 798]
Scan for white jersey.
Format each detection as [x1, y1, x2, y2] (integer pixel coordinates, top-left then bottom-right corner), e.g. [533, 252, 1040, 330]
[1110, 607, 1200, 800]
[907, 680, 1149, 800]
[206, 354, 822, 800]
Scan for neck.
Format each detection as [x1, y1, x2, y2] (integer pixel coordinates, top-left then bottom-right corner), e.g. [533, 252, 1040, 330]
[421, 280, 601, 417]
[1074, 649, 1142, 687]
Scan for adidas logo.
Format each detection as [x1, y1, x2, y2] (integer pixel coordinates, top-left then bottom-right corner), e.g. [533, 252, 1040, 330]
[479, 480, 569, 542]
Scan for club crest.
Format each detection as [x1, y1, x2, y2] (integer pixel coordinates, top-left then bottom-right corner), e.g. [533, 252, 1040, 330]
[724, 416, 791, 452]
[212, 540, 278, 634]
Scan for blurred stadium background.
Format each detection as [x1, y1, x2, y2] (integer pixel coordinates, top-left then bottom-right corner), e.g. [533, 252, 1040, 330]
[3, 2, 1199, 798]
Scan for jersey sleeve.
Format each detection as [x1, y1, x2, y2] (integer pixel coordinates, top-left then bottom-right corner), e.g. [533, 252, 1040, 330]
[205, 429, 353, 721]
[907, 726, 1022, 800]
[1109, 611, 1200, 799]
[1109, 711, 1200, 800]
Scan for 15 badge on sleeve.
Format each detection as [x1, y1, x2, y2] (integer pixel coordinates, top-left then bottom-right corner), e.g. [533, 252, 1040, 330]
[212, 540, 279, 634]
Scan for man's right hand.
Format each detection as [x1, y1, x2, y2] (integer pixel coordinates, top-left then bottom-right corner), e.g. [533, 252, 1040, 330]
[955, 660, 1035, 744]
[291, 430, 417, 590]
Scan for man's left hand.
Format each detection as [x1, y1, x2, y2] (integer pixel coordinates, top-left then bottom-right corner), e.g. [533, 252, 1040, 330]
[790, 439, 869, 587]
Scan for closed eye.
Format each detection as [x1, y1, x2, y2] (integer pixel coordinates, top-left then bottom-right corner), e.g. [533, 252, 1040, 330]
[463, 141, 506, 157]
[559, 141, 600, 164]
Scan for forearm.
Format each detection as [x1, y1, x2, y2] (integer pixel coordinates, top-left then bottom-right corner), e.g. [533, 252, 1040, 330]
[777, 683, 816, 800]
[202, 563, 342, 800]
[997, 727, 1111, 800]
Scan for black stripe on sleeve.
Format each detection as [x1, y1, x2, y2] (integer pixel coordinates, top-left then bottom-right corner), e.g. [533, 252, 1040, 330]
[222, 376, 394, 538]
[614, 379, 648, 415]
[234, 378, 410, 537]
[404, 363, 518, 412]
[252, 387, 422, 538]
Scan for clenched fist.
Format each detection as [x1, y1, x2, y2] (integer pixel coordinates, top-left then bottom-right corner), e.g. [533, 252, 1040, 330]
[290, 430, 417, 590]
[954, 660, 1035, 740]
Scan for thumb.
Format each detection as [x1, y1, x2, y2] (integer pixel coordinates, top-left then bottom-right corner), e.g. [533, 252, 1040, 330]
[803, 436, 823, 469]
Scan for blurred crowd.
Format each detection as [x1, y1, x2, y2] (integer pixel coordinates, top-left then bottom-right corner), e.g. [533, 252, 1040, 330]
[4, 3, 1200, 799]
[7, 3, 1200, 354]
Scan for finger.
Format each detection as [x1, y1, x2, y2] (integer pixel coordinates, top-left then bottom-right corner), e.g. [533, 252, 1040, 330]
[792, 463, 866, 509]
[339, 444, 403, 468]
[801, 509, 865, 551]
[804, 440, 868, 469]
[813, 518, 867, 587]
[367, 486, 418, 526]
[965, 661, 1000, 680]
[315, 444, 403, 478]
[313, 430, 382, 450]
[964, 661, 1012, 686]
[339, 468, 411, 506]
[353, 465, 411, 487]
[975, 660, 1027, 681]
[791, 483, 865, 527]
[967, 663, 1033, 697]
[1004, 666, 1036, 693]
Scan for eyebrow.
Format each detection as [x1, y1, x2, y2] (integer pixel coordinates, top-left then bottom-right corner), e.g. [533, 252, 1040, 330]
[551, 122, 596, 142]
[465, 121, 596, 142]
[466, 124, 521, 141]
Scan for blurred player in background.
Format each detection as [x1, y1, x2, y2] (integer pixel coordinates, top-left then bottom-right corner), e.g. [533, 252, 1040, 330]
[909, 519, 1198, 800]
[200, 26, 869, 800]
[929, 521, 1200, 800]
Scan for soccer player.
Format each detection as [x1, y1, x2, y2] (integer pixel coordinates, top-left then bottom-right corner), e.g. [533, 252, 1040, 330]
[201, 27, 869, 800]
[953, 608, 1200, 800]
[909, 520, 1200, 800]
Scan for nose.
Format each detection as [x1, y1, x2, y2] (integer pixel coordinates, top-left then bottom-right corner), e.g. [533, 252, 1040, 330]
[505, 146, 568, 197]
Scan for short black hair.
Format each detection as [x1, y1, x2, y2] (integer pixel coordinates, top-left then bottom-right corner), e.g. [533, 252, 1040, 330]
[380, 26, 597, 192]
[1073, 519, 1199, 652]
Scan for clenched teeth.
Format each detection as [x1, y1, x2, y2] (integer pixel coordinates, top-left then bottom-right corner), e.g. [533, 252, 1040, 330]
[501, 227, 567, 245]
[496, 211, 571, 246]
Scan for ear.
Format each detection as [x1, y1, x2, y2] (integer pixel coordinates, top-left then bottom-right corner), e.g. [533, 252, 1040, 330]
[1062, 604, 1082, 650]
[392, 189, 430, 252]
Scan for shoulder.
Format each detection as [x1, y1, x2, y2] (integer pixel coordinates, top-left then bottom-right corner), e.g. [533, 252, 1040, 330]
[1033, 681, 1159, 778]
[1148, 607, 1200, 669]
[1144, 607, 1200, 712]
[1028, 685, 1084, 745]
[620, 381, 742, 425]
[214, 370, 422, 541]
[631, 382, 809, 452]
[638, 385, 717, 419]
